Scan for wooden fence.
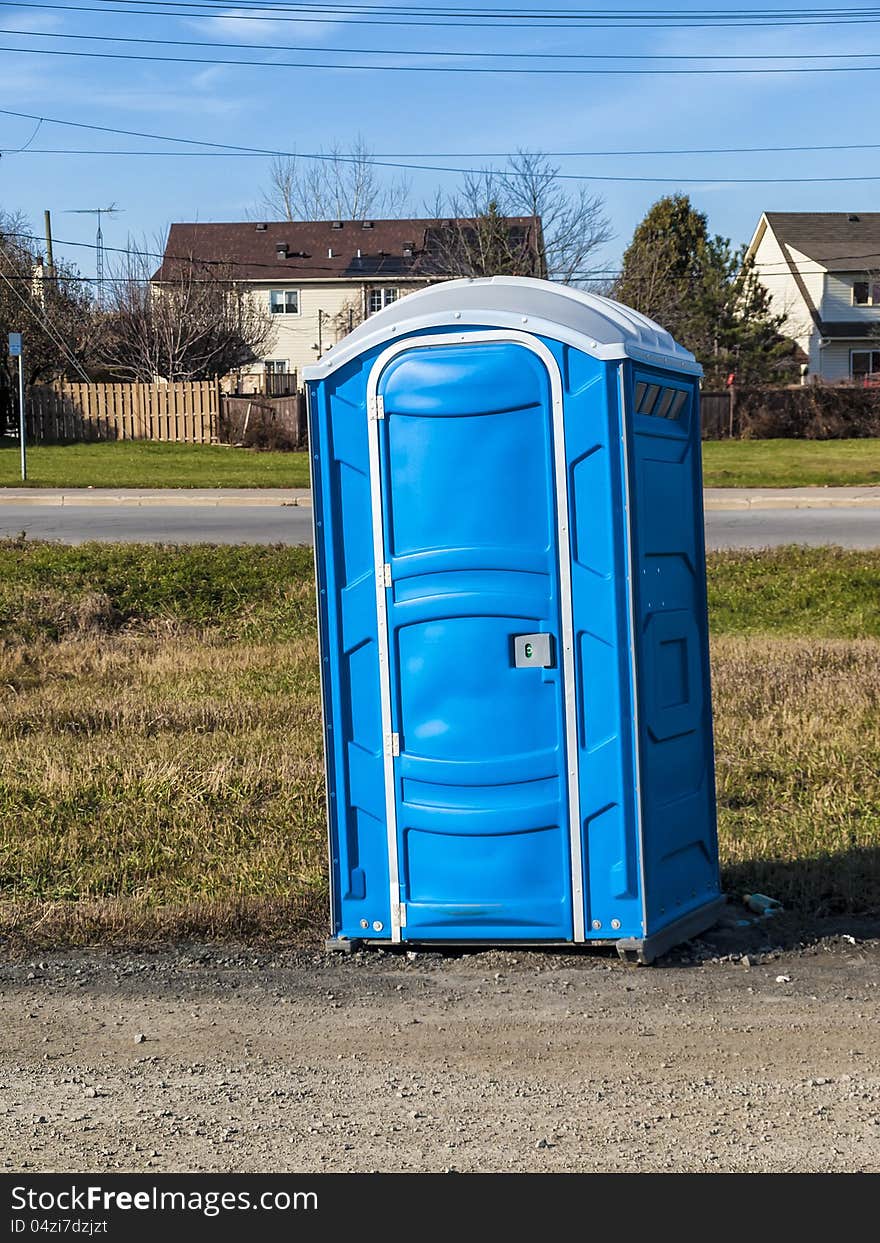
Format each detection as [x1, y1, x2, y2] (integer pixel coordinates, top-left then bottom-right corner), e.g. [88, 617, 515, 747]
[218, 394, 307, 450]
[700, 391, 736, 439]
[27, 381, 221, 444]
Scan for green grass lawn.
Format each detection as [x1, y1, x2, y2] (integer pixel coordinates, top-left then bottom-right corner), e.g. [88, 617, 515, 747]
[0, 540, 877, 642]
[4, 436, 880, 491]
[702, 438, 880, 488]
[0, 439, 311, 489]
[0, 542, 879, 946]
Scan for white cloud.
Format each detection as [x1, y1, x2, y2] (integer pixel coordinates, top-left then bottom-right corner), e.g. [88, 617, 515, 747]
[0, 64, 53, 104]
[189, 9, 340, 46]
[91, 85, 248, 118]
[0, 12, 63, 34]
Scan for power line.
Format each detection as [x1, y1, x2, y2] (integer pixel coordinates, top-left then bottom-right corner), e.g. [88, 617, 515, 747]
[3, 106, 880, 161]
[9, 38, 880, 74]
[10, 144, 880, 164]
[8, 144, 880, 180]
[6, 109, 880, 182]
[5, 0, 880, 29]
[91, 3, 880, 13]
[6, 23, 880, 62]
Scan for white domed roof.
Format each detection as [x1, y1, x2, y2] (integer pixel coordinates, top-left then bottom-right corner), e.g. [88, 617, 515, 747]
[303, 275, 700, 379]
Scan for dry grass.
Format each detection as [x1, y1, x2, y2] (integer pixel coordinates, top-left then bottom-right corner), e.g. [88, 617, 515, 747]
[0, 626, 878, 946]
[0, 633, 328, 946]
[712, 636, 880, 916]
[1, 543, 879, 944]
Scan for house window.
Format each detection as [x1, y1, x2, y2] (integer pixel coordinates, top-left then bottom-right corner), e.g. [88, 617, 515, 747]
[269, 289, 300, 314]
[368, 287, 399, 315]
[265, 360, 288, 375]
[851, 350, 880, 380]
[853, 278, 880, 307]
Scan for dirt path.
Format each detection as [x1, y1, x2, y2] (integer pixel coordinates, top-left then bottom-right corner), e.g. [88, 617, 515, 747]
[1, 930, 879, 1174]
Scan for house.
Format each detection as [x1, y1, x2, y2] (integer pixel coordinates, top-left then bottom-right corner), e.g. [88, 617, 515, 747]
[746, 212, 880, 384]
[152, 216, 543, 393]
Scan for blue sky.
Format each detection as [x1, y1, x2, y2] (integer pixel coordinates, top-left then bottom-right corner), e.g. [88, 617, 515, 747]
[1, 1, 879, 281]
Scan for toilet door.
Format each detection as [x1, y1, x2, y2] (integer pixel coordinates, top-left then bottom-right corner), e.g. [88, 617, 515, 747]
[368, 333, 582, 942]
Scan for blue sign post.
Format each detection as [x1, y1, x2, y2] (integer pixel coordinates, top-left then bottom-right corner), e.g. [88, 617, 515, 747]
[8, 332, 25, 481]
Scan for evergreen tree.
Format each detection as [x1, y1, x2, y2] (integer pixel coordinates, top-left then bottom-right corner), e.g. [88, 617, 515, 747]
[615, 194, 800, 387]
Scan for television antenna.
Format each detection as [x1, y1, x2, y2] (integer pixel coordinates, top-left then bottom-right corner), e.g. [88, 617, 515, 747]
[64, 203, 121, 298]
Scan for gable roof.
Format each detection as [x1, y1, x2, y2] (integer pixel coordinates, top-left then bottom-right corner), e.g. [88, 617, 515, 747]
[746, 212, 880, 341]
[762, 212, 880, 270]
[152, 217, 542, 283]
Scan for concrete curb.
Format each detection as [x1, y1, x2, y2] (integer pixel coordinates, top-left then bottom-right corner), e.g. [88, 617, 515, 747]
[0, 489, 313, 508]
[0, 486, 879, 512]
[704, 486, 880, 512]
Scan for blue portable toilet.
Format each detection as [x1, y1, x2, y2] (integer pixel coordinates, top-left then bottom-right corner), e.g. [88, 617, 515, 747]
[304, 277, 723, 963]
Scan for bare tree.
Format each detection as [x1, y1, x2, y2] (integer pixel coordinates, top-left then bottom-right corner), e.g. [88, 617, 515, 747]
[0, 210, 97, 380]
[503, 152, 612, 284]
[426, 152, 612, 284]
[418, 189, 542, 280]
[259, 136, 411, 222]
[100, 237, 276, 382]
[0, 209, 98, 427]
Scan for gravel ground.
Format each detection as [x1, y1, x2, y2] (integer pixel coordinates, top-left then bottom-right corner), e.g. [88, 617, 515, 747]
[1, 916, 879, 1174]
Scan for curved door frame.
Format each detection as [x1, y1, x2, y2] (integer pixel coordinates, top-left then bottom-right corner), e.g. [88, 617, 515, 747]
[366, 330, 584, 943]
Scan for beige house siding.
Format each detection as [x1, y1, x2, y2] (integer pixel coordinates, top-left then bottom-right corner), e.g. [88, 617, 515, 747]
[816, 341, 861, 384]
[821, 271, 880, 323]
[238, 279, 429, 389]
[750, 229, 813, 357]
[749, 214, 880, 384]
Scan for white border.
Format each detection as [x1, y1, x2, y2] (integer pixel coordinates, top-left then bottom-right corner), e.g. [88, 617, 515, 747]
[365, 382, 403, 942]
[366, 330, 585, 943]
[618, 364, 649, 936]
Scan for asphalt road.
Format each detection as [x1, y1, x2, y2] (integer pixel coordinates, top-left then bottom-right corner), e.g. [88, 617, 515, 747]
[706, 506, 880, 549]
[0, 504, 315, 545]
[1, 501, 880, 548]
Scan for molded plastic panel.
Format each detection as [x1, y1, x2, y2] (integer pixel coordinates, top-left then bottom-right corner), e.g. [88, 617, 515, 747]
[308, 369, 391, 938]
[626, 368, 720, 934]
[378, 342, 573, 940]
[561, 349, 643, 938]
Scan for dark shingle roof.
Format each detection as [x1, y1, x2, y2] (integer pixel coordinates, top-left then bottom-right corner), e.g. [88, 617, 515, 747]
[153, 217, 541, 282]
[765, 212, 880, 269]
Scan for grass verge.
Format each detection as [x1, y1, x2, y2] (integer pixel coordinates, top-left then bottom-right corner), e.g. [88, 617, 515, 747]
[0, 541, 877, 946]
[4, 438, 880, 493]
[0, 440, 310, 489]
[702, 438, 880, 488]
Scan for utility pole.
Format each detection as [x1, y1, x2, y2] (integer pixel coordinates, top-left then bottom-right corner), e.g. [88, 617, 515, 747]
[8, 332, 26, 481]
[44, 210, 55, 280]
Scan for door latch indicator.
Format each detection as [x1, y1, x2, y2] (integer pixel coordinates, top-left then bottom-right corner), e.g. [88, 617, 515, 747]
[513, 633, 554, 668]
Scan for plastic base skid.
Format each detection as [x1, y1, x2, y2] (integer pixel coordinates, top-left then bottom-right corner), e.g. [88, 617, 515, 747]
[615, 896, 727, 965]
[324, 937, 362, 954]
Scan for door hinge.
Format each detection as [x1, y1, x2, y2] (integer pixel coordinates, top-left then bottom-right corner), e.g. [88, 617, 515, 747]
[386, 731, 400, 757]
[379, 562, 392, 588]
[376, 394, 385, 420]
[394, 902, 407, 928]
